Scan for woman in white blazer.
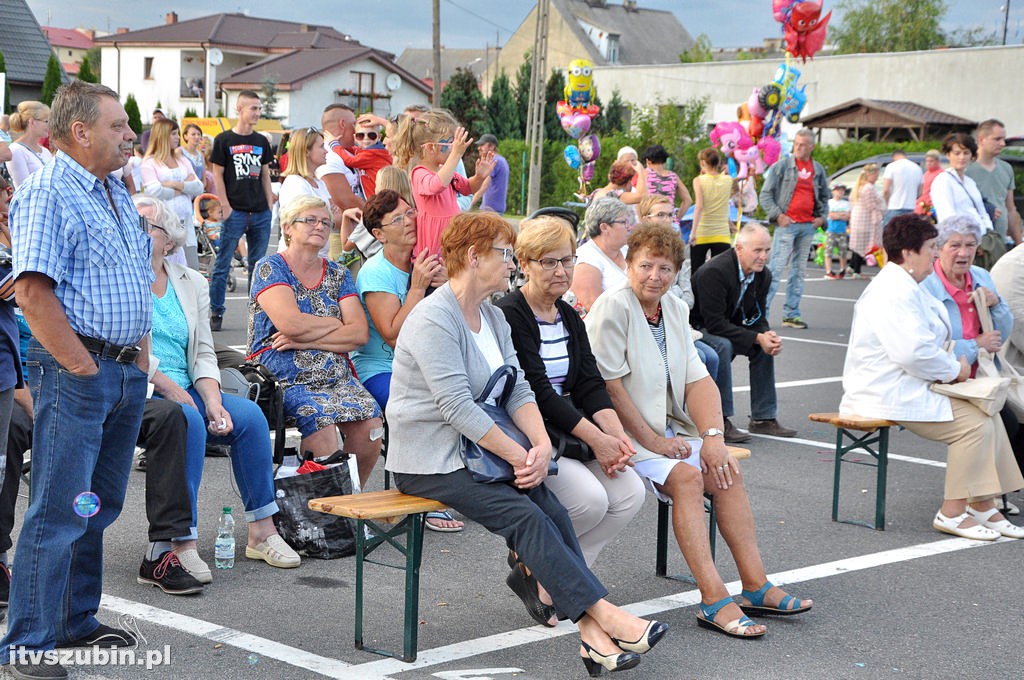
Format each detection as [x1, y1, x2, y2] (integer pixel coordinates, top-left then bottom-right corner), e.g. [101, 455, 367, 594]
[135, 196, 300, 586]
[841, 214, 1024, 540]
[586, 223, 811, 640]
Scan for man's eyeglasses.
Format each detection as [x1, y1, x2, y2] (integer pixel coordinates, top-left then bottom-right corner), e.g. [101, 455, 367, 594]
[306, 126, 320, 135]
[492, 246, 514, 262]
[292, 216, 333, 229]
[530, 255, 577, 270]
[383, 209, 417, 227]
[355, 131, 379, 141]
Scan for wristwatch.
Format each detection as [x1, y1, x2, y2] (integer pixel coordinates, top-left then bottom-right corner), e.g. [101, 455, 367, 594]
[701, 428, 725, 439]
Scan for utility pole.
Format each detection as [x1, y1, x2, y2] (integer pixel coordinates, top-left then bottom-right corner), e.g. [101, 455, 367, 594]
[1002, 2, 1011, 46]
[524, 0, 550, 214]
[432, 0, 442, 107]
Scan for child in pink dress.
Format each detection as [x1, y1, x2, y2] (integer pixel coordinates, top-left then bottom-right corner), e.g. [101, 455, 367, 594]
[391, 109, 494, 257]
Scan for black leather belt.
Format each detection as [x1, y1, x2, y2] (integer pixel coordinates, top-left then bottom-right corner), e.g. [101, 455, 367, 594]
[76, 334, 142, 364]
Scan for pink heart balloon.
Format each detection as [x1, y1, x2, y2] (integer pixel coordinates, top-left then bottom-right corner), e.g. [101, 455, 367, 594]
[567, 113, 591, 139]
[560, 114, 575, 132]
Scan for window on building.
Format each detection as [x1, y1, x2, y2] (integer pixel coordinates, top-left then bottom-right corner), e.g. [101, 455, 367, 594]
[144, 57, 154, 80]
[353, 71, 375, 113]
[607, 36, 620, 64]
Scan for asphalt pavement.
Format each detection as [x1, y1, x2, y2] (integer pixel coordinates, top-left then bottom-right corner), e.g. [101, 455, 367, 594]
[2, 259, 1021, 680]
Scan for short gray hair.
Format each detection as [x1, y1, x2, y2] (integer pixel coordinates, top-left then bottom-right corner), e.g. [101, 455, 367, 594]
[133, 195, 187, 251]
[584, 196, 631, 238]
[935, 215, 981, 247]
[49, 81, 120, 145]
[794, 128, 815, 143]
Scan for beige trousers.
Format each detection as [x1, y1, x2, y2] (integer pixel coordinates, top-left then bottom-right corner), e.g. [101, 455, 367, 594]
[900, 397, 1024, 502]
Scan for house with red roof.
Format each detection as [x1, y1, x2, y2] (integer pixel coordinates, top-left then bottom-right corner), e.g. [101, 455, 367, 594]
[41, 26, 97, 76]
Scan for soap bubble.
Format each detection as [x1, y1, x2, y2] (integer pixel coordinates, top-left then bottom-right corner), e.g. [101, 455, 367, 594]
[73, 492, 100, 518]
[247, 654, 259, 665]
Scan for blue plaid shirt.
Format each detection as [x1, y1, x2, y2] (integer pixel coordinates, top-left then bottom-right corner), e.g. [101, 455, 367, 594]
[11, 151, 154, 346]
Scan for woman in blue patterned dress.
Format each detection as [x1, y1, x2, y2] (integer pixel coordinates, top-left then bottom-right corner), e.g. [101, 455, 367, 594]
[248, 196, 382, 486]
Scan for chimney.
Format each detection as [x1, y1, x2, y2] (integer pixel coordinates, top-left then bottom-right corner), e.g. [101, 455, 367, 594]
[117, 27, 129, 34]
[165, 12, 178, 25]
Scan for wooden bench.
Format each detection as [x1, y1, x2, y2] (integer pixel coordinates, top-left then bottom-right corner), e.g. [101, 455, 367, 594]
[656, 446, 751, 581]
[809, 412, 898, 530]
[309, 490, 447, 662]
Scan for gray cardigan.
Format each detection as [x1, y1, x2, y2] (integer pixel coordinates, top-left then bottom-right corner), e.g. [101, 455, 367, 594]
[384, 283, 536, 475]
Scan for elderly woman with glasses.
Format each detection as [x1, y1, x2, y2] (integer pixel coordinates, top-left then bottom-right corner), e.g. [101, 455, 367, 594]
[386, 211, 667, 674]
[570, 197, 634, 314]
[843, 214, 1024, 539]
[248, 196, 382, 487]
[278, 127, 341, 259]
[135, 194, 301, 577]
[586, 222, 812, 638]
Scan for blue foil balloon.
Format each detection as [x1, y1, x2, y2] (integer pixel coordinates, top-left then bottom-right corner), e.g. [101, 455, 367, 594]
[563, 144, 581, 169]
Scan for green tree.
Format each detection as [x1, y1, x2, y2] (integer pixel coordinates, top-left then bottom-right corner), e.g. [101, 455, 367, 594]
[0, 51, 10, 113]
[679, 33, 714, 63]
[124, 94, 142, 134]
[485, 70, 518, 139]
[77, 54, 98, 83]
[40, 54, 63, 106]
[831, 0, 947, 54]
[543, 68, 566, 141]
[630, 96, 709, 176]
[440, 68, 487, 139]
[183, 107, 198, 118]
[84, 46, 102, 79]
[511, 51, 532, 138]
[602, 88, 626, 135]
[261, 76, 280, 119]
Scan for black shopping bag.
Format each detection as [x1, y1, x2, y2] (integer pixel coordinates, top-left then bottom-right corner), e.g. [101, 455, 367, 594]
[272, 463, 358, 559]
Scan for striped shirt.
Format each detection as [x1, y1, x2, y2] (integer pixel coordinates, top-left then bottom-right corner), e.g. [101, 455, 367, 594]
[11, 151, 154, 346]
[537, 313, 570, 395]
[648, 315, 670, 383]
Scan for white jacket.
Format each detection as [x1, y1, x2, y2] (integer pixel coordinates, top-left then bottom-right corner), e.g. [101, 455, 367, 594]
[841, 263, 961, 422]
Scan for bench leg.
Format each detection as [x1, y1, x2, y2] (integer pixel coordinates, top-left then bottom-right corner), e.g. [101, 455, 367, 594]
[831, 428, 843, 522]
[655, 500, 669, 577]
[354, 518, 367, 653]
[402, 513, 426, 662]
[706, 495, 717, 562]
[874, 427, 889, 531]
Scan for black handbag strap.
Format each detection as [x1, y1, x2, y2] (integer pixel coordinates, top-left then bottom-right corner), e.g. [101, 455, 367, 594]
[477, 365, 518, 407]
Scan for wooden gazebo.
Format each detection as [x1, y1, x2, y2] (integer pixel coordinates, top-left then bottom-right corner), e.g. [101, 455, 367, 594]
[802, 99, 976, 142]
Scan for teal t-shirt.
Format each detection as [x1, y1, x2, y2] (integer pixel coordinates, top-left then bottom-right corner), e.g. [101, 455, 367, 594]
[352, 253, 410, 382]
[152, 284, 192, 390]
[966, 160, 1015, 238]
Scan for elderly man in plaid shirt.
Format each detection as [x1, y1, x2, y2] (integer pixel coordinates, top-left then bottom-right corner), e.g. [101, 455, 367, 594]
[2, 82, 153, 680]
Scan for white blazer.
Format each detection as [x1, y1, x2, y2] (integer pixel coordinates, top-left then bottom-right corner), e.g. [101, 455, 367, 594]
[841, 263, 961, 422]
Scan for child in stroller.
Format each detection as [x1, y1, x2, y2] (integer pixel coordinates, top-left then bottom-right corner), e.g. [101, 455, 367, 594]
[194, 193, 241, 292]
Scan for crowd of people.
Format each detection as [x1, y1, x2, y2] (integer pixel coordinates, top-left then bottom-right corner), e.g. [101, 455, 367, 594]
[0, 78, 1021, 679]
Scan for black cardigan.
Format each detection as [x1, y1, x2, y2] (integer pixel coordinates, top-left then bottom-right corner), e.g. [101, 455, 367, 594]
[496, 289, 614, 433]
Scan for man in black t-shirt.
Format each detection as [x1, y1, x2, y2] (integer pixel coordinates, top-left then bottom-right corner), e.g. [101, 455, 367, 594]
[209, 90, 275, 330]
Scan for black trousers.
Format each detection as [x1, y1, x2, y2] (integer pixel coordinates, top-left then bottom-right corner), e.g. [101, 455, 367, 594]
[0, 399, 192, 549]
[137, 399, 193, 543]
[394, 468, 607, 622]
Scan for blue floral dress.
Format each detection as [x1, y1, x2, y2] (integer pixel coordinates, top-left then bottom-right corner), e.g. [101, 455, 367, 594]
[247, 254, 380, 436]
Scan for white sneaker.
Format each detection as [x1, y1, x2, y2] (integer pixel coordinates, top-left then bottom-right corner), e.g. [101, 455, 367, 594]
[175, 548, 213, 583]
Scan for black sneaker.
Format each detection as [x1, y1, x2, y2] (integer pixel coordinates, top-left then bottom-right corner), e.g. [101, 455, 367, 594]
[135, 449, 147, 472]
[56, 623, 138, 648]
[137, 551, 204, 596]
[7, 659, 67, 679]
[205, 443, 230, 458]
[210, 315, 223, 332]
[0, 561, 10, 606]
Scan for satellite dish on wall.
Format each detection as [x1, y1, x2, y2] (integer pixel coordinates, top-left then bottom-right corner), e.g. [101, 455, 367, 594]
[386, 73, 402, 91]
[208, 48, 224, 66]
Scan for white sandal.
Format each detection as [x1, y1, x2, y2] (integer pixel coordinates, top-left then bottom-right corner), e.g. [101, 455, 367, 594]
[966, 506, 1024, 539]
[245, 534, 301, 568]
[932, 511, 1000, 541]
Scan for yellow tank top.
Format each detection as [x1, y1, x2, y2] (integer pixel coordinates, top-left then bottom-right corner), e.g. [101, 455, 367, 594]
[694, 174, 734, 245]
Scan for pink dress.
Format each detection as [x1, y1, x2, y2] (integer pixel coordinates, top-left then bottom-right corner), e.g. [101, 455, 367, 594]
[411, 166, 471, 257]
[849, 184, 884, 257]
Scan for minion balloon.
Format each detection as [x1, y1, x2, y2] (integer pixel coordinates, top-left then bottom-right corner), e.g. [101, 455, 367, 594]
[564, 59, 596, 109]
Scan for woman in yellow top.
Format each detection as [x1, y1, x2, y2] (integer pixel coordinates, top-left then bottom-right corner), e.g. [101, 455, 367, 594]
[690, 147, 736, 273]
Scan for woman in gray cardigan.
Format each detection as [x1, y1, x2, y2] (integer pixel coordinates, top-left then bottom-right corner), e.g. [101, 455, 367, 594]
[386, 212, 667, 676]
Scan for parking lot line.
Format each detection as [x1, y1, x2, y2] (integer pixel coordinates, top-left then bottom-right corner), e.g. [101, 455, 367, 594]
[748, 432, 947, 469]
[734, 376, 844, 392]
[778, 336, 850, 348]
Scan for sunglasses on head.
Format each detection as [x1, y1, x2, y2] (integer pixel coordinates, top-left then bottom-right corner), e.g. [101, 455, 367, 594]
[354, 131, 379, 141]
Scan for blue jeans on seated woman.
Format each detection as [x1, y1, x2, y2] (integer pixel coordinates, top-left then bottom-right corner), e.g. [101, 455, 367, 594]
[162, 388, 279, 539]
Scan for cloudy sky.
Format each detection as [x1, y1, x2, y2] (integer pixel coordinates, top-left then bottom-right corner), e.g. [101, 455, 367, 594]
[26, 0, 1024, 49]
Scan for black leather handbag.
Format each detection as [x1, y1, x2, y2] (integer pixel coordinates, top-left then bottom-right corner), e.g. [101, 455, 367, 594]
[545, 394, 593, 462]
[461, 365, 559, 483]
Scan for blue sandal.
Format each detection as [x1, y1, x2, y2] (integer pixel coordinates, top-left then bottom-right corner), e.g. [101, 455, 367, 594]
[737, 582, 812, 616]
[696, 597, 765, 638]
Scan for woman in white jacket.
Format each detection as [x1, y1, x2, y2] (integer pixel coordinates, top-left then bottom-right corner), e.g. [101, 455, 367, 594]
[141, 119, 203, 268]
[841, 214, 1023, 540]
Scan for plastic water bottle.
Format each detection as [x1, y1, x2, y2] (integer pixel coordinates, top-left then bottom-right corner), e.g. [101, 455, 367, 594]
[214, 507, 235, 569]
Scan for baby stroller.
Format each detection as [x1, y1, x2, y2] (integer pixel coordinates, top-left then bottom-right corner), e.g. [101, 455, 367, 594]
[194, 193, 237, 292]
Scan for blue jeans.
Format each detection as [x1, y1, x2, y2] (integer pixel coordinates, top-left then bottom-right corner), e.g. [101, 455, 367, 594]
[766, 221, 816, 320]
[169, 388, 278, 532]
[209, 208, 271, 316]
[699, 332, 777, 420]
[694, 339, 719, 381]
[4, 341, 147, 651]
